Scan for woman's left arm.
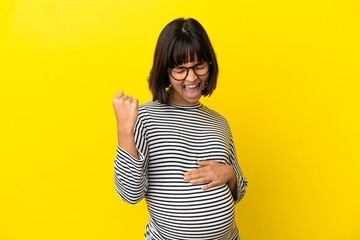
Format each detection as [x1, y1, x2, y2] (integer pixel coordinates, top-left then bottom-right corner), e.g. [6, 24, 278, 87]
[226, 130, 248, 203]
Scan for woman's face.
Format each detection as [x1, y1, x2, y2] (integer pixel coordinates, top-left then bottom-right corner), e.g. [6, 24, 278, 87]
[168, 55, 209, 106]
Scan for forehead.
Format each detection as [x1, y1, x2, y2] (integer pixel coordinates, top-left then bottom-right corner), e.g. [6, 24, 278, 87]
[177, 55, 199, 67]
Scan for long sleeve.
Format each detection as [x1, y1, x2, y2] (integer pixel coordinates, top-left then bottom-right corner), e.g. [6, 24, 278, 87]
[114, 101, 245, 239]
[114, 111, 149, 204]
[227, 128, 248, 204]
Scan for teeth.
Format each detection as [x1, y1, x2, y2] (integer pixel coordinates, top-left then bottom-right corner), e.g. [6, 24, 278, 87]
[185, 84, 198, 88]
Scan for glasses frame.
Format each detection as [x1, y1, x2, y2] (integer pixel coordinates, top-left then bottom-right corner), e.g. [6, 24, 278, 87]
[168, 61, 212, 81]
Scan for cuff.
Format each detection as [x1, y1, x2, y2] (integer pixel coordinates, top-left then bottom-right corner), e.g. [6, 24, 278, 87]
[116, 144, 146, 167]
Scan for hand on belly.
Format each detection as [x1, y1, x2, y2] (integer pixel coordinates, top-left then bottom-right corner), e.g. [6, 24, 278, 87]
[184, 160, 235, 190]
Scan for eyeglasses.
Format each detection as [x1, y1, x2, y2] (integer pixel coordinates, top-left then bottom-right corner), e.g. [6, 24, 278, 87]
[168, 61, 212, 81]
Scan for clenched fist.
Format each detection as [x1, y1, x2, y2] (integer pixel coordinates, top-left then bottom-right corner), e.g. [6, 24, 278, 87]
[112, 91, 139, 133]
[113, 91, 140, 159]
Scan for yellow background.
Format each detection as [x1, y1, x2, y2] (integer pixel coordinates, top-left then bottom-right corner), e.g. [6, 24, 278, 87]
[1, 0, 359, 239]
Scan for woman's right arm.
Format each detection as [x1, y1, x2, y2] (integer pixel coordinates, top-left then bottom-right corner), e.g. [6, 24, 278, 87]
[112, 91, 149, 204]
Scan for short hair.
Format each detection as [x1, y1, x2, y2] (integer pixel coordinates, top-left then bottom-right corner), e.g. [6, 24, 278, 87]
[148, 18, 219, 104]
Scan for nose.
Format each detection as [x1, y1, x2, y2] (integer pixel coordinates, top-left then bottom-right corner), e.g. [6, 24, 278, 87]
[186, 67, 197, 82]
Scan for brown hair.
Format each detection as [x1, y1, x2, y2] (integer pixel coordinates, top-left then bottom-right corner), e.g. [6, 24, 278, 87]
[148, 18, 219, 104]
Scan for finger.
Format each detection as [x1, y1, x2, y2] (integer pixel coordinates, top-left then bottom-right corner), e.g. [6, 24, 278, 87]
[202, 181, 218, 190]
[184, 168, 204, 180]
[184, 172, 197, 181]
[127, 96, 138, 105]
[127, 96, 134, 103]
[114, 91, 124, 99]
[189, 176, 211, 185]
[199, 160, 220, 168]
[184, 171, 199, 181]
[184, 169, 195, 177]
[197, 160, 212, 166]
[128, 96, 138, 105]
[121, 95, 129, 101]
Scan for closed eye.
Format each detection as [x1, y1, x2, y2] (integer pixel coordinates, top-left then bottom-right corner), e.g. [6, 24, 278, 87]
[173, 67, 186, 73]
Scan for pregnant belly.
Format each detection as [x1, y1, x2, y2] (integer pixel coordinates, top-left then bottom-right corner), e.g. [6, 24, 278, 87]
[145, 183, 235, 240]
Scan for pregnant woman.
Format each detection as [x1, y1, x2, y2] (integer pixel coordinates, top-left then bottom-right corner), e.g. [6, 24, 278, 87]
[113, 18, 248, 240]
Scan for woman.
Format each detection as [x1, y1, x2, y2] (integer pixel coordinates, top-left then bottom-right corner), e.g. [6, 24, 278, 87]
[113, 18, 248, 240]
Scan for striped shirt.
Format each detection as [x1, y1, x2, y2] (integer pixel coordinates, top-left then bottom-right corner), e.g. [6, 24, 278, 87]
[114, 100, 248, 240]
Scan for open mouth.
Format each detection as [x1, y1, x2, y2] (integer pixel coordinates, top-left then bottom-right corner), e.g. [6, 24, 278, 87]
[183, 83, 201, 97]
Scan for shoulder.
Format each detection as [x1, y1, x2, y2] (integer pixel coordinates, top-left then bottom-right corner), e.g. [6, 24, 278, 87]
[200, 104, 230, 127]
[137, 100, 167, 120]
[133, 101, 157, 130]
[141, 100, 158, 107]
[138, 100, 162, 114]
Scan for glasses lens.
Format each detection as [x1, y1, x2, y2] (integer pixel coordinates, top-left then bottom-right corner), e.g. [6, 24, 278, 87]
[194, 62, 209, 76]
[171, 67, 187, 80]
[170, 62, 210, 80]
